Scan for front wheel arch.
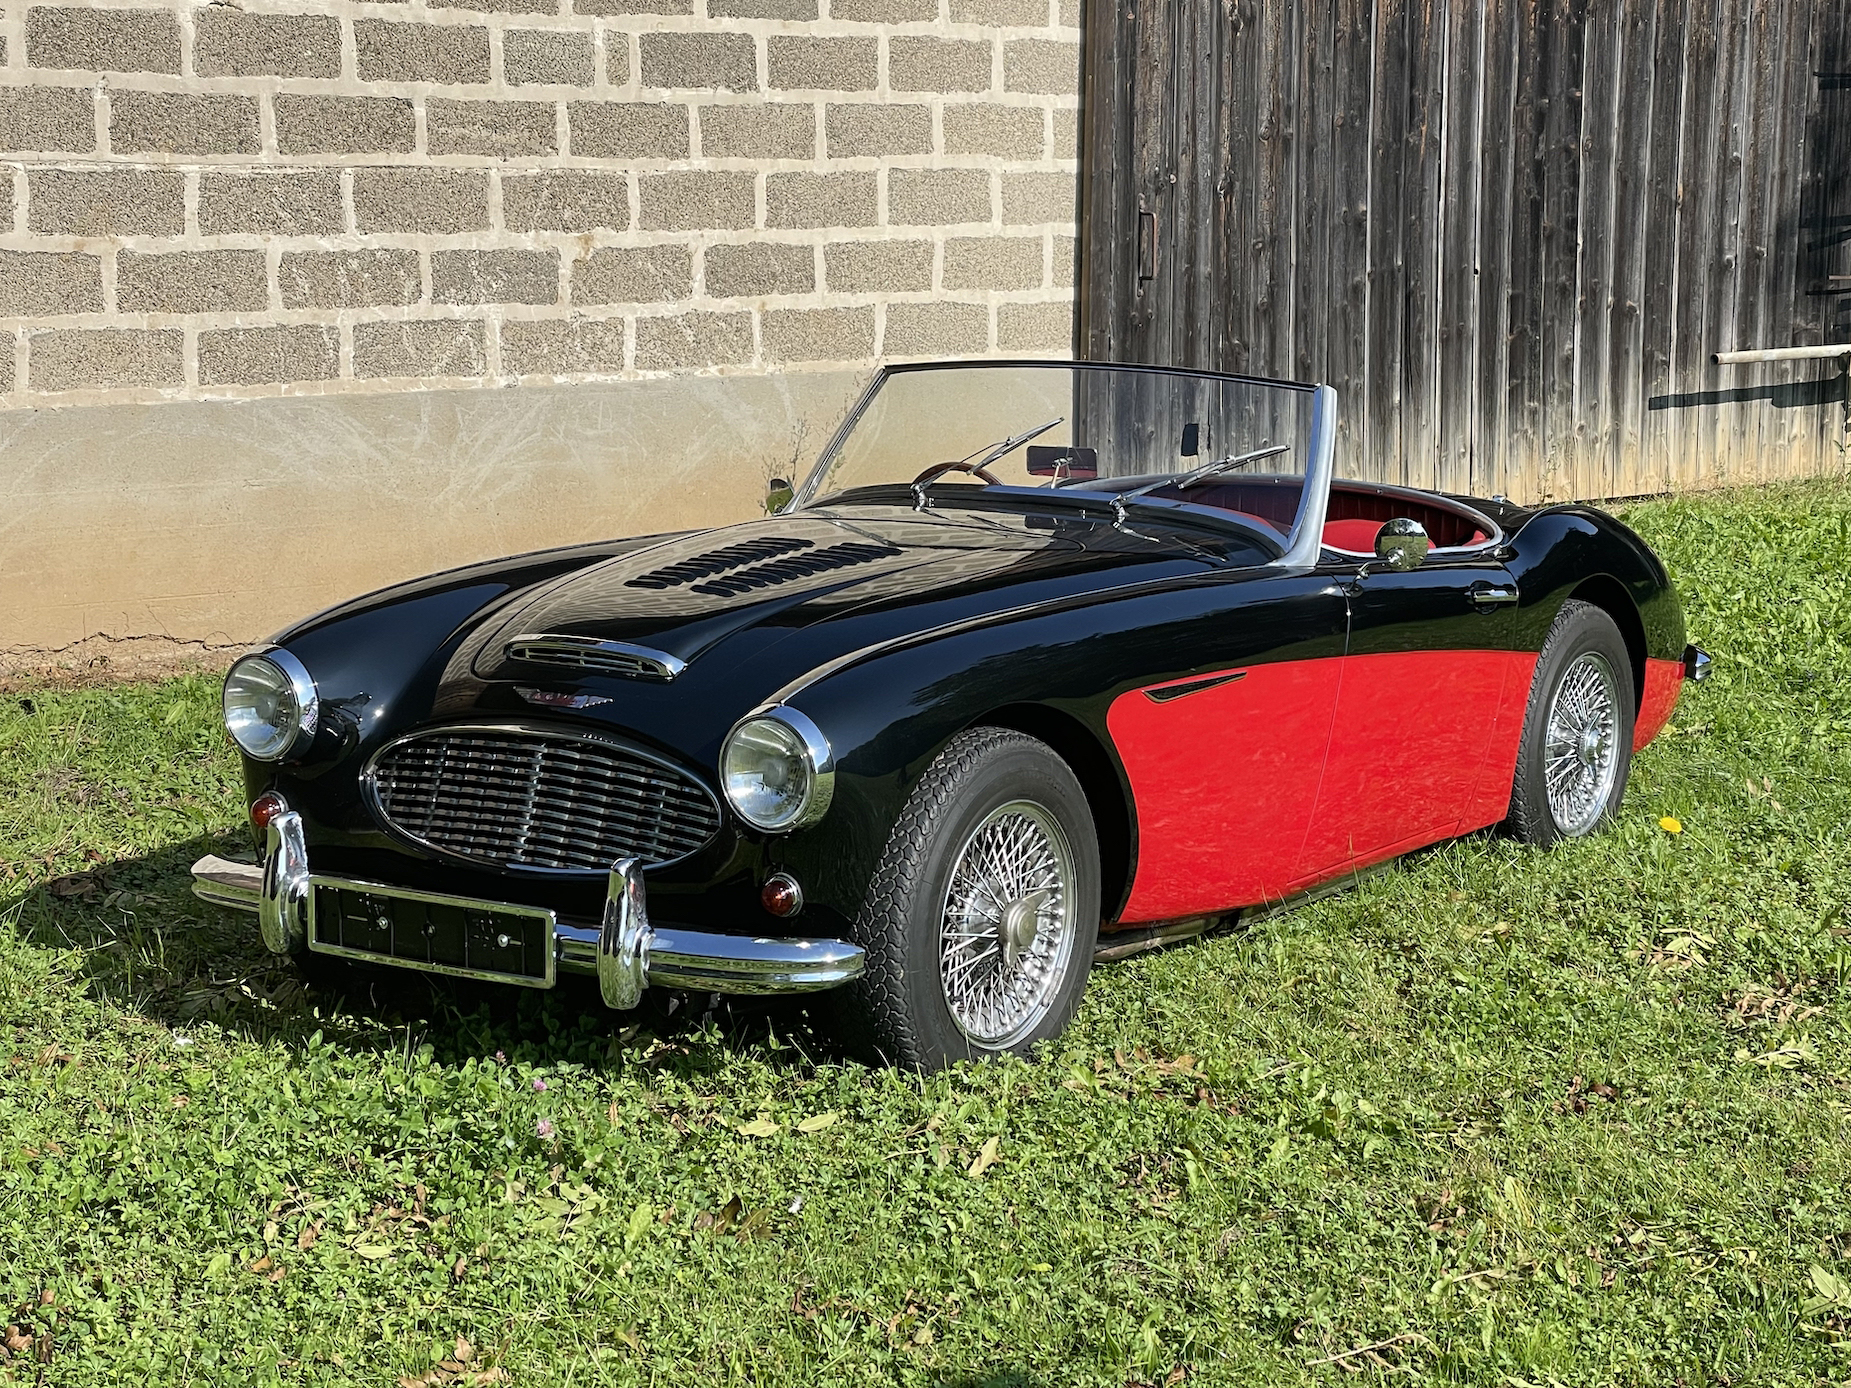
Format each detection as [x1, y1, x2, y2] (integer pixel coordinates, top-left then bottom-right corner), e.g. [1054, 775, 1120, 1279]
[1567, 574, 1647, 716]
[970, 703, 1134, 926]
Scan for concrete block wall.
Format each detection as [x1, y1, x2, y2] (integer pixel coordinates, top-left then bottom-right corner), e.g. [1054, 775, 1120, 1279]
[0, 0, 1082, 410]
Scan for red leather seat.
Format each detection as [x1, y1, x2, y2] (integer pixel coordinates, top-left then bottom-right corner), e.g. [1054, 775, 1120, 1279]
[1321, 518, 1491, 552]
[1322, 518, 1383, 553]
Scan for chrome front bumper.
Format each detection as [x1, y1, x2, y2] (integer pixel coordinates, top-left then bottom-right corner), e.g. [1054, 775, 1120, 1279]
[190, 812, 865, 1008]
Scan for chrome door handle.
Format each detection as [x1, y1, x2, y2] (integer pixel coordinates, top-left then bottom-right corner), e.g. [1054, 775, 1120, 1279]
[1469, 584, 1519, 607]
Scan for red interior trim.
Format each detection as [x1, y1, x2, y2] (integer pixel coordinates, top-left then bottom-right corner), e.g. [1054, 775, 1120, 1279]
[1140, 477, 1494, 551]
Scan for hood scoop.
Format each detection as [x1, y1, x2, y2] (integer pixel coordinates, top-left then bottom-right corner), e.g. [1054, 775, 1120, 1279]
[625, 535, 815, 590]
[688, 541, 903, 597]
[504, 635, 686, 682]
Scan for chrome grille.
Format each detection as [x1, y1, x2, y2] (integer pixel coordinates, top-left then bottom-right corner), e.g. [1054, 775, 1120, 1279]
[368, 727, 722, 872]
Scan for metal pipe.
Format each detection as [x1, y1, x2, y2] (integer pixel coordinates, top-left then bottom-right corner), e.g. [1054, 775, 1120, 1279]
[1712, 344, 1851, 365]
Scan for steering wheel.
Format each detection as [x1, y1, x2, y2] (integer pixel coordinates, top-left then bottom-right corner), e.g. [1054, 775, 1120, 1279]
[911, 459, 1002, 488]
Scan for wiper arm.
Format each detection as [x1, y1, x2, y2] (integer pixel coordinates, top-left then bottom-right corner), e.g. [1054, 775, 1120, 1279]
[964, 416, 1064, 473]
[911, 416, 1065, 510]
[1110, 443, 1293, 524]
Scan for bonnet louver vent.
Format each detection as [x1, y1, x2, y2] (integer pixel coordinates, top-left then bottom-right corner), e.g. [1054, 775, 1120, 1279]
[689, 542, 903, 596]
[626, 536, 813, 590]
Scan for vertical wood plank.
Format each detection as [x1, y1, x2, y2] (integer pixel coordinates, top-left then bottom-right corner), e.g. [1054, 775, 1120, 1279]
[1534, 0, 1587, 501]
[1433, 0, 1483, 496]
[1365, 0, 1411, 484]
[1331, 0, 1376, 473]
[1474, 0, 1520, 495]
[1398, 0, 1447, 491]
[1573, 0, 1621, 502]
[1636, 0, 1689, 496]
[1607, 0, 1656, 497]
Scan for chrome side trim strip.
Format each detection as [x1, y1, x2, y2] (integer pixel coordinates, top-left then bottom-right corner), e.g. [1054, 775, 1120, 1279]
[1142, 670, 1247, 704]
[1093, 914, 1221, 961]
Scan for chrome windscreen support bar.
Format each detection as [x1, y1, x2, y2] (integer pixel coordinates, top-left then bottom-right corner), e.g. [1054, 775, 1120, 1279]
[258, 811, 309, 955]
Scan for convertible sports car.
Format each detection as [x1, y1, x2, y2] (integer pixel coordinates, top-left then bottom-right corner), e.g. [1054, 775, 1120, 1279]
[193, 361, 1709, 1068]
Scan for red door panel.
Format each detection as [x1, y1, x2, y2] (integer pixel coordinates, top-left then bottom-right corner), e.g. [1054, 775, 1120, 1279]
[1108, 659, 1342, 923]
[1296, 650, 1533, 880]
[1458, 651, 1539, 832]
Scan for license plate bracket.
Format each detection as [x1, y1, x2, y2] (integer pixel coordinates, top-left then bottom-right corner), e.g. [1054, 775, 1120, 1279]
[307, 876, 556, 987]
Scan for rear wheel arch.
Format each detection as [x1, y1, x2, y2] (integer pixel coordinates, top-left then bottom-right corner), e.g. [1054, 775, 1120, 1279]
[1566, 575, 1646, 714]
[971, 703, 1134, 926]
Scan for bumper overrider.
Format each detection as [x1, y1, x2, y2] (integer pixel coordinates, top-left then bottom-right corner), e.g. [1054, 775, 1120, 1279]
[190, 810, 866, 1008]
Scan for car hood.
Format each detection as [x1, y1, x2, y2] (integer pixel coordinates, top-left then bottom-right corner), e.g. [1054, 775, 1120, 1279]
[456, 501, 1235, 685]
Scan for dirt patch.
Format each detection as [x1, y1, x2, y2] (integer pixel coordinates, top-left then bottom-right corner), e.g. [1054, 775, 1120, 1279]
[0, 632, 248, 689]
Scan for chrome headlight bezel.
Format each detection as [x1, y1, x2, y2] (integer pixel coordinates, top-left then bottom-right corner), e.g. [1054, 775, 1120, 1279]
[222, 648, 319, 762]
[719, 705, 834, 833]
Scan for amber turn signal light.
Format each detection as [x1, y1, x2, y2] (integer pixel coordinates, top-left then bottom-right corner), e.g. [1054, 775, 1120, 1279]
[760, 872, 804, 918]
[249, 791, 289, 829]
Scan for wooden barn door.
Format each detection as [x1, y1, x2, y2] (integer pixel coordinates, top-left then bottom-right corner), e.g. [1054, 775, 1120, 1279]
[1080, 0, 1851, 502]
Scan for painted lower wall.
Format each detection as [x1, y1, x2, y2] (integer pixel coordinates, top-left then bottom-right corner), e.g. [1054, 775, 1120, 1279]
[0, 367, 870, 658]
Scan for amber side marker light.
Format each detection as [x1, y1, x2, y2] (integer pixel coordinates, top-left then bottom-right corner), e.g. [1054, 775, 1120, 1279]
[761, 873, 804, 918]
[249, 792, 289, 830]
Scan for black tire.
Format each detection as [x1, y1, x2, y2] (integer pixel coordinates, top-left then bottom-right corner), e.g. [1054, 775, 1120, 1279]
[831, 726, 1101, 1071]
[1505, 599, 1637, 846]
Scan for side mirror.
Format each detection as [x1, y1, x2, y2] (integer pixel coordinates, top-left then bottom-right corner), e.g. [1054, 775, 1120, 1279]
[764, 477, 794, 515]
[1375, 517, 1431, 571]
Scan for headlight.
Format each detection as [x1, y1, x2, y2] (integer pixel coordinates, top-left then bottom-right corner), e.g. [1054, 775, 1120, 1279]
[222, 650, 319, 761]
[720, 707, 834, 832]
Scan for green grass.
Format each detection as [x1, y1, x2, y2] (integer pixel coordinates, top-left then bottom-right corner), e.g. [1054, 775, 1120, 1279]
[3, 483, 1851, 1388]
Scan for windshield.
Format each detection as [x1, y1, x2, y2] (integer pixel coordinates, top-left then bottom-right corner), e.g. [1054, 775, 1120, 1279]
[797, 362, 1322, 543]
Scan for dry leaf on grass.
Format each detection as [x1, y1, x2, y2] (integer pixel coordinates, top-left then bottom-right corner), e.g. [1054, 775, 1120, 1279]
[967, 1136, 1001, 1179]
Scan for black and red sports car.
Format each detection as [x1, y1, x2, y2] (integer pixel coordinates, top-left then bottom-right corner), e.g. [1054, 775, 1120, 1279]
[193, 361, 1708, 1068]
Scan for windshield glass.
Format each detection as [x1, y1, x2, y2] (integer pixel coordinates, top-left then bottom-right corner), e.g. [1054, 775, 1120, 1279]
[798, 362, 1321, 542]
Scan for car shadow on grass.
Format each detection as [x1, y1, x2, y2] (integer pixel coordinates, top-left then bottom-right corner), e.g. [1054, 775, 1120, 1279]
[4, 836, 838, 1077]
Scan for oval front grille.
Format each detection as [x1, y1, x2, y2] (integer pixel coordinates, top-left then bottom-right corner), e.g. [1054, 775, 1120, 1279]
[368, 728, 722, 872]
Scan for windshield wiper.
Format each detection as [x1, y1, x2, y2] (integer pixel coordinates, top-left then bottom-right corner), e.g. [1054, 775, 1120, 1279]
[1109, 443, 1293, 525]
[911, 417, 1064, 509]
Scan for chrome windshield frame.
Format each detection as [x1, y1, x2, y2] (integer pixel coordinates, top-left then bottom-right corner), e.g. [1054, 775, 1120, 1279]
[791, 361, 1332, 540]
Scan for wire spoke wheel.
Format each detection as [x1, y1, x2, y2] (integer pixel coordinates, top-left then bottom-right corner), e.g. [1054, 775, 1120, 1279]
[1542, 651, 1621, 836]
[938, 799, 1079, 1049]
